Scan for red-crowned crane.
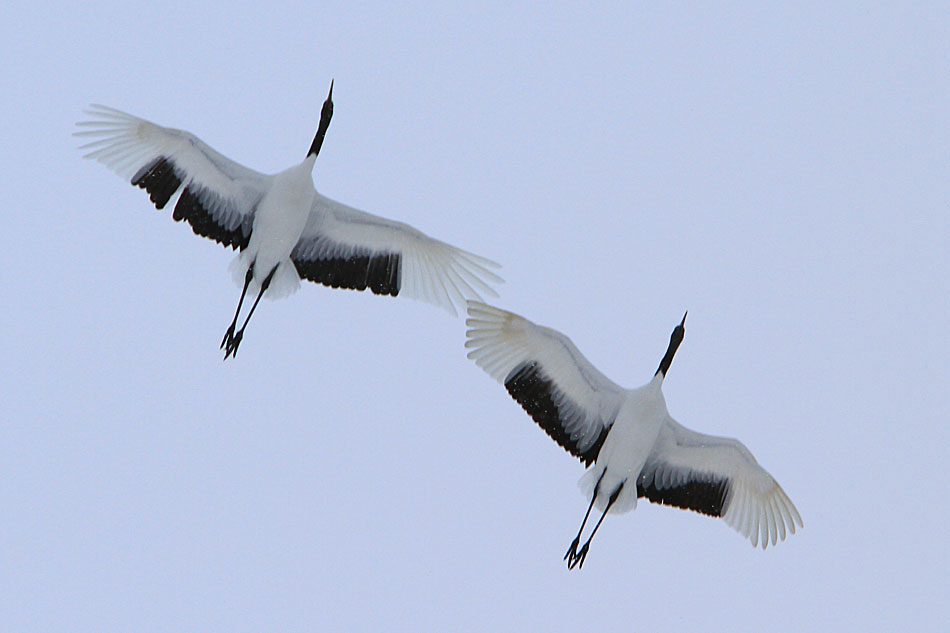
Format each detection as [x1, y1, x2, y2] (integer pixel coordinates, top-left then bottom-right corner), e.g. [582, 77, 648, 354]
[465, 301, 801, 570]
[76, 83, 501, 359]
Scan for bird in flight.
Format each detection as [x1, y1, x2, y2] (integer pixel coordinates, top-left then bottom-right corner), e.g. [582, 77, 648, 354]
[76, 83, 502, 359]
[465, 301, 801, 569]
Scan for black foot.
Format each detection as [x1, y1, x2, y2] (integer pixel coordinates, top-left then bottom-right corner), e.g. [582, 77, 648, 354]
[220, 323, 236, 350]
[567, 542, 590, 570]
[564, 537, 580, 563]
[223, 330, 244, 360]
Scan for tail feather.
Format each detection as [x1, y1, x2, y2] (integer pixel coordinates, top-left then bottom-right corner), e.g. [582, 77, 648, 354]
[229, 254, 300, 300]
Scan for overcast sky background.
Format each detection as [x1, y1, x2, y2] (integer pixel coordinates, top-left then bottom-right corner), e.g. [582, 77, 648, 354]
[2, 2, 948, 631]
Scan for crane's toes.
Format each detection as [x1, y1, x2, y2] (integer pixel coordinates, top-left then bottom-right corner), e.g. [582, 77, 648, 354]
[220, 324, 235, 350]
[567, 542, 590, 571]
[223, 330, 243, 360]
[564, 537, 580, 563]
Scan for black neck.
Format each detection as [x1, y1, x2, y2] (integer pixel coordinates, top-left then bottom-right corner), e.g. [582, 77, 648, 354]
[307, 80, 334, 157]
[655, 312, 687, 377]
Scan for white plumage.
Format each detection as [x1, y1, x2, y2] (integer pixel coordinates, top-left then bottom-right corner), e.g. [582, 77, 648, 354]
[75, 84, 501, 358]
[465, 301, 801, 569]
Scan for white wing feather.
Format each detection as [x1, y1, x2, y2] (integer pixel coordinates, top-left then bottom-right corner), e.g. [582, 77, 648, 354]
[465, 301, 625, 454]
[292, 193, 502, 316]
[75, 104, 269, 229]
[644, 417, 803, 548]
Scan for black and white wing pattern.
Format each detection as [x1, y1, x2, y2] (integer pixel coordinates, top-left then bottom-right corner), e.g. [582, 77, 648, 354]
[465, 302, 626, 465]
[76, 105, 270, 250]
[638, 417, 803, 548]
[290, 193, 502, 315]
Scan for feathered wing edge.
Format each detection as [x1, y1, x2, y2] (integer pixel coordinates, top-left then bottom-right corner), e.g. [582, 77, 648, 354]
[464, 301, 624, 461]
[292, 194, 502, 316]
[75, 105, 267, 250]
[643, 418, 803, 548]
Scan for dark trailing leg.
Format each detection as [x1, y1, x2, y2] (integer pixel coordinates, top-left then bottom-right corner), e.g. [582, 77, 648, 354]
[565, 470, 605, 566]
[224, 265, 277, 360]
[568, 481, 624, 571]
[222, 266, 254, 351]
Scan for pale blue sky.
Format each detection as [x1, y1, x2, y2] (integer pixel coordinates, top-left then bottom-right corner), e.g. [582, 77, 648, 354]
[2, 2, 948, 631]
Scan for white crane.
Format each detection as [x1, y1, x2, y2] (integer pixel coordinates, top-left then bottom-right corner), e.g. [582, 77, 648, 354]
[465, 301, 801, 570]
[76, 83, 502, 359]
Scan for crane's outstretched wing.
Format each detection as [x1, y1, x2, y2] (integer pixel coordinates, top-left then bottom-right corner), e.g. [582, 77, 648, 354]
[290, 193, 502, 315]
[464, 302, 625, 465]
[76, 105, 270, 250]
[638, 416, 802, 548]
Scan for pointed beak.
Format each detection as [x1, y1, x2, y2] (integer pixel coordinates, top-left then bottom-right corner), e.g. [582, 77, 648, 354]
[308, 80, 335, 158]
[680, 311, 688, 327]
[322, 80, 334, 116]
